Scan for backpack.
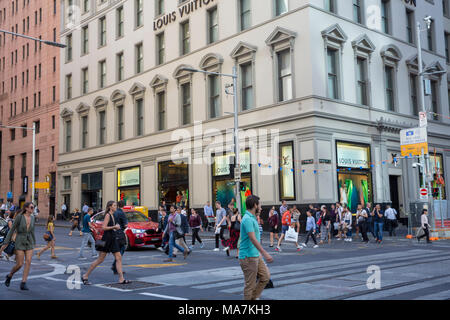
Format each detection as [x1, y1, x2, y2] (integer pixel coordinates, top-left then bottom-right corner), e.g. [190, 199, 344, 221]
[180, 214, 189, 234]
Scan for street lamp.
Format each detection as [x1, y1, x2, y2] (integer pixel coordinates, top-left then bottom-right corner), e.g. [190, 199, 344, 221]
[415, 16, 439, 227]
[181, 66, 241, 211]
[0, 124, 36, 205]
[0, 31, 65, 207]
[0, 29, 66, 48]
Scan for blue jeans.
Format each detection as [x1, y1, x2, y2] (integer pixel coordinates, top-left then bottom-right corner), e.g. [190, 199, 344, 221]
[345, 220, 352, 237]
[374, 222, 384, 241]
[78, 233, 96, 258]
[169, 231, 184, 258]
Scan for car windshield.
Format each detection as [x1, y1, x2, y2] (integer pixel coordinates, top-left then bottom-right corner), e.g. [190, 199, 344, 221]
[126, 211, 148, 223]
[0, 219, 7, 227]
[93, 212, 105, 222]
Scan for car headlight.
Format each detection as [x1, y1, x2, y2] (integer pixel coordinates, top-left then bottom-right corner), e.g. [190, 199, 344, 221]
[131, 229, 145, 234]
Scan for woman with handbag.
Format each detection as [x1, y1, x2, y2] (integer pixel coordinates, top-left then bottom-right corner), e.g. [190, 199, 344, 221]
[221, 208, 242, 258]
[417, 209, 432, 243]
[0, 211, 16, 261]
[3, 202, 36, 290]
[81, 201, 130, 285]
[163, 206, 187, 262]
[36, 216, 57, 259]
[69, 208, 82, 237]
[268, 207, 279, 248]
[319, 206, 331, 245]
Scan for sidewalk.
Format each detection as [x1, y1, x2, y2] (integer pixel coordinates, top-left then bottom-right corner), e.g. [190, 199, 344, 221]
[35, 219, 410, 241]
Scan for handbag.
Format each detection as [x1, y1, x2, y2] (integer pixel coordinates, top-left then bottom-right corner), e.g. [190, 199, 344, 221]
[233, 221, 241, 231]
[174, 230, 184, 239]
[116, 229, 127, 247]
[333, 222, 339, 230]
[416, 227, 425, 238]
[215, 226, 221, 235]
[95, 239, 106, 250]
[285, 227, 298, 242]
[43, 231, 53, 241]
[4, 241, 15, 256]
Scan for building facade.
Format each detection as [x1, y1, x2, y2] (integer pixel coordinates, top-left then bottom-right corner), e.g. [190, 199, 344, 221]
[0, 0, 60, 218]
[58, 0, 450, 224]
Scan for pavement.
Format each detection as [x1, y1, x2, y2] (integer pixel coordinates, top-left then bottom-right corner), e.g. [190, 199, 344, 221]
[1, 224, 450, 300]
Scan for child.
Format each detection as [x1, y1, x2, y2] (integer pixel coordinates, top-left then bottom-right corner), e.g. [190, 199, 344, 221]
[276, 207, 301, 252]
[37, 216, 57, 259]
[301, 210, 319, 248]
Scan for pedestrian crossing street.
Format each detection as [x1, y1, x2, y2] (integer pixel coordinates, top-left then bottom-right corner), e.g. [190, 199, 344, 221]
[138, 249, 450, 300]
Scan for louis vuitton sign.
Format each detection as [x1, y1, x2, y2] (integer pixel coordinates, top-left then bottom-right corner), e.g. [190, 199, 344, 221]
[154, 0, 217, 32]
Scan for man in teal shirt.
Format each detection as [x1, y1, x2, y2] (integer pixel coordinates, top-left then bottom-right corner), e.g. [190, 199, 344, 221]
[239, 195, 273, 300]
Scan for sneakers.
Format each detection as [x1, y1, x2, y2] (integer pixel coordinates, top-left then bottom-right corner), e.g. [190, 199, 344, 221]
[296, 248, 302, 252]
[163, 258, 174, 263]
[300, 243, 307, 248]
[188, 245, 194, 250]
[348, 238, 352, 242]
[78, 256, 87, 260]
[200, 243, 204, 249]
[92, 254, 99, 258]
[213, 248, 220, 252]
[337, 238, 342, 241]
[223, 247, 230, 252]
[275, 246, 282, 252]
[313, 245, 319, 248]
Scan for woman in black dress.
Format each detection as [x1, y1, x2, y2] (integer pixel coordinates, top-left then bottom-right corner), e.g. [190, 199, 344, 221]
[222, 208, 242, 258]
[82, 201, 130, 285]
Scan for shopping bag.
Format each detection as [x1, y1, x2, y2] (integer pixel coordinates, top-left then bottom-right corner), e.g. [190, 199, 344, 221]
[215, 226, 221, 235]
[285, 227, 298, 242]
[416, 227, 425, 238]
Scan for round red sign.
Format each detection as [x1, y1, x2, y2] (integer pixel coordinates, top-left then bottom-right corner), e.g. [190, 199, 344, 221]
[420, 188, 428, 196]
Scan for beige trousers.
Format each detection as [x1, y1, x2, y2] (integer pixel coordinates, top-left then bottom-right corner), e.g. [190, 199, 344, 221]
[239, 256, 271, 300]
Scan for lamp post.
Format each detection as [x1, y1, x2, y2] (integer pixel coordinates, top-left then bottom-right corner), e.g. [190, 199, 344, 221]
[181, 66, 241, 211]
[0, 29, 67, 48]
[415, 17, 446, 228]
[0, 31, 65, 206]
[0, 124, 36, 204]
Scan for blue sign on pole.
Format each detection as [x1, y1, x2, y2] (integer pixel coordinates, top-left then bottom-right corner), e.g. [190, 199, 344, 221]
[7, 192, 12, 199]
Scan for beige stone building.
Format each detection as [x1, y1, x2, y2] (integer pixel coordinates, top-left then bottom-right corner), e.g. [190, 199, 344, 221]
[58, 0, 450, 224]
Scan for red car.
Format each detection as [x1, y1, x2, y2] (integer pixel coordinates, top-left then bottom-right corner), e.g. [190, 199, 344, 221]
[91, 209, 162, 250]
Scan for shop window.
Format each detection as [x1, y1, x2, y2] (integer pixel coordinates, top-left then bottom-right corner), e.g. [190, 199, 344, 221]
[279, 142, 296, 200]
[212, 150, 251, 208]
[117, 167, 140, 206]
[158, 161, 189, 207]
[336, 142, 373, 213]
[82, 172, 103, 211]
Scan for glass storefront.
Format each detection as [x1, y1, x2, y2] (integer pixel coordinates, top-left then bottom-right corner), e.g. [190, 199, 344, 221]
[430, 154, 446, 200]
[212, 150, 252, 208]
[158, 161, 189, 208]
[81, 172, 103, 211]
[279, 142, 296, 200]
[336, 142, 373, 213]
[117, 167, 140, 206]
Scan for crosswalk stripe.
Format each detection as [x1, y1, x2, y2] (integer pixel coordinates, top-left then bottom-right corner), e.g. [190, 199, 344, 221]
[192, 251, 446, 291]
[413, 289, 450, 300]
[173, 249, 444, 289]
[140, 292, 188, 300]
[346, 276, 450, 300]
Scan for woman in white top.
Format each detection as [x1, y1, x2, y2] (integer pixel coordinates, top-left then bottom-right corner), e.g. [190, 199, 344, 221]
[417, 209, 431, 243]
[343, 207, 353, 242]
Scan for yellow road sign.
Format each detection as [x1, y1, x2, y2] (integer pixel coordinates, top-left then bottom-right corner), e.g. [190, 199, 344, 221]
[401, 143, 428, 157]
[30, 182, 50, 189]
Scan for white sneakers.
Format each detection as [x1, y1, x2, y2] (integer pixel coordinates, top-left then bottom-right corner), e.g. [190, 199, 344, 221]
[213, 248, 220, 252]
[344, 238, 353, 242]
[300, 243, 307, 248]
[223, 247, 230, 252]
[313, 245, 319, 248]
[200, 243, 204, 249]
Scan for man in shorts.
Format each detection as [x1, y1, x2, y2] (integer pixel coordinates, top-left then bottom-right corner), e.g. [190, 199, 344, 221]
[276, 207, 301, 252]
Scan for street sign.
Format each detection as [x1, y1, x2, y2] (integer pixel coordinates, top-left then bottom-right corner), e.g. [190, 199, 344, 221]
[400, 127, 428, 157]
[234, 167, 241, 182]
[30, 182, 50, 190]
[6, 192, 12, 199]
[419, 188, 429, 201]
[419, 112, 427, 128]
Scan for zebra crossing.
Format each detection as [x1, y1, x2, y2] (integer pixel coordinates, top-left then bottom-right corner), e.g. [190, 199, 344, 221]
[138, 249, 450, 300]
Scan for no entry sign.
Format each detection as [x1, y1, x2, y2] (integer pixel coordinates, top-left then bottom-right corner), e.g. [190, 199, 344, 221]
[419, 188, 428, 201]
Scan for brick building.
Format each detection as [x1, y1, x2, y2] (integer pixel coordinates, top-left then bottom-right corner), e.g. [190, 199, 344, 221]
[0, 0, 60, 219]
